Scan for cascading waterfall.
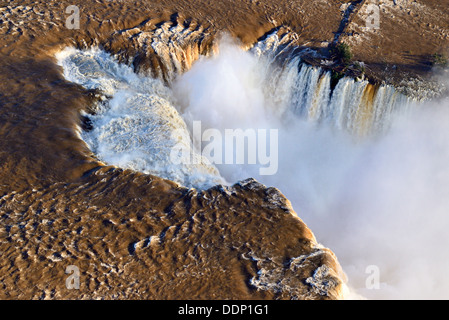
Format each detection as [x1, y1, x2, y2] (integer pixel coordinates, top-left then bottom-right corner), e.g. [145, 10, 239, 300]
[109, 20, 216, 81]
[56, 25, 449, 300]
[57, 31, 418, 190]
[56, 47, 226, 189]
[249, 31, 415, 137]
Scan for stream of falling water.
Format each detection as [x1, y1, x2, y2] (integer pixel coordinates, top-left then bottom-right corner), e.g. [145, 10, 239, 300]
[55, 30, 449, 300]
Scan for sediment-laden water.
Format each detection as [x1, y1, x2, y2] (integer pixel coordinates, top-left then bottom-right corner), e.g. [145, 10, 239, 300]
[2, 4, 449, 300]
[55, 27, 449, 300]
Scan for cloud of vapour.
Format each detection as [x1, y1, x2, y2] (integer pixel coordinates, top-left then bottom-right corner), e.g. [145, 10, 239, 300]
[173, 35, 275, 130]
[60, 36, 449, 299]
[316, 97, 449, 299]
[173, 36, 449, 300]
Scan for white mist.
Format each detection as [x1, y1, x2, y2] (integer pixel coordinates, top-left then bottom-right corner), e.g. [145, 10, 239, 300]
[173, 37, 449, 300]
[58, 37, 449, 300]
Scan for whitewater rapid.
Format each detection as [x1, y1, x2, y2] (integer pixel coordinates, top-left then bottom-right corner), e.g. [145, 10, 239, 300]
[56, 31, 449, 300]
[56, 32, 414, 190]
[56, 47, 226, 189]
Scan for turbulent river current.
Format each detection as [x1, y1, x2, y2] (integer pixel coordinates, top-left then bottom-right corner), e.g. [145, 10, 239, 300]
[55, 27, 449, 299]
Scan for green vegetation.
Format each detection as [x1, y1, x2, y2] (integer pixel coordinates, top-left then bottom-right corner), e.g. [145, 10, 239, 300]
[433, 53, 449, 68]
[352, 61, 365, 74]
[328, 43, 368, 89]
[330, 70, 344, 90]
[331, 42, 353, 65]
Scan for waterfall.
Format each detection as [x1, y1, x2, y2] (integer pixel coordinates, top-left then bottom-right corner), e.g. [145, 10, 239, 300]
[56, 28, 419, 191]
[55, 26, 449, 299]
[249, 31, 416, 137]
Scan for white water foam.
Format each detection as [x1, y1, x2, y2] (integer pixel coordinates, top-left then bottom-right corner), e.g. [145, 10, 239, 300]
[56, 47, 225, 189]
[56, 32, 449, 300]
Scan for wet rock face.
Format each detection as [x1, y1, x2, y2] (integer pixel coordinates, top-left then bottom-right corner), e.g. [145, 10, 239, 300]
[104, 18, 217, 82]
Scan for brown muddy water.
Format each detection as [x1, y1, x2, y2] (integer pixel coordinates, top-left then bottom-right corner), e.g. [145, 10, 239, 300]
[1, 0, 449, 300]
